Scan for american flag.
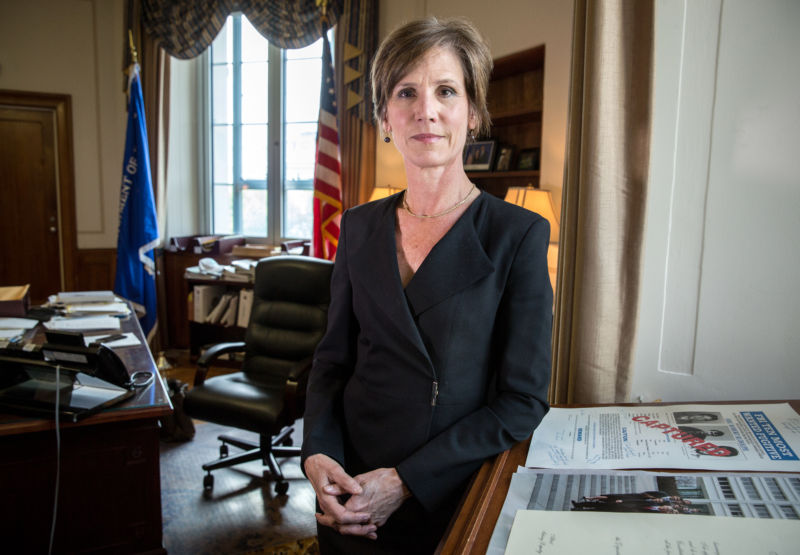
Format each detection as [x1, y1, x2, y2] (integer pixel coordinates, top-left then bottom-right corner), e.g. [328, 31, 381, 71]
[312, 31, 342, 260]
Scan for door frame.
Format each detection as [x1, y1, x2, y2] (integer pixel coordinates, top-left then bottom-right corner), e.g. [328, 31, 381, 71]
[0, 90, 77, 292]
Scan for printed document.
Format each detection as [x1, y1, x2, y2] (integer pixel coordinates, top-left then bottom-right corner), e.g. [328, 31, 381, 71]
[526, 403, 800, 472]
[503, 510, 800, 555]
[488, 467, 800, 555]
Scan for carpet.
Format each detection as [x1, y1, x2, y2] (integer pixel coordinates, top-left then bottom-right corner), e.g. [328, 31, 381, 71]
[160, 420, 318, 554]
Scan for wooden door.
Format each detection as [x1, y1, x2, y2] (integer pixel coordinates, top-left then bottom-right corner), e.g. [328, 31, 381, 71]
[0, 91, 76, 303]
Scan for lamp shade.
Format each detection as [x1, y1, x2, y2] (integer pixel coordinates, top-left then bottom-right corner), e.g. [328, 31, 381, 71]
[369, 185, 403, 202]
[504, 187, 560, 243]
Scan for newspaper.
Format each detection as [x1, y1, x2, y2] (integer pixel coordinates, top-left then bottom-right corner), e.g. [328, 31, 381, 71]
[488, 468, 800, 555]
[525, 403, 800, 471]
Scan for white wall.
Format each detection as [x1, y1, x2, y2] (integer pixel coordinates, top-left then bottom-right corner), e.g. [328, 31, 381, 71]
[631, 0, 800, 401]
[375, 0, 574, 212]
[0, 0, 126, 249]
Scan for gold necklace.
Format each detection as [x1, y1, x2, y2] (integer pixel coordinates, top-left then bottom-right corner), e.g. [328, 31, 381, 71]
[402, 184, 476, 219]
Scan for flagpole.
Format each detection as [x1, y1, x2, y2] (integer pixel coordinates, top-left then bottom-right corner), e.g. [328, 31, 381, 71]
[115, 29, 160, 340]
[128, 29, 139, 65]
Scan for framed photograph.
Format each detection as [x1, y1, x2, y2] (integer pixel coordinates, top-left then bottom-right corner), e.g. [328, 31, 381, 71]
[516, 147, 541, 171]
[463, 140, 497, 171]
[495, 145, 515, 171]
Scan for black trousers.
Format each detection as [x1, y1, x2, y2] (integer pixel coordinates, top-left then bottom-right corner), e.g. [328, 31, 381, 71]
[316, 495, 455, 555]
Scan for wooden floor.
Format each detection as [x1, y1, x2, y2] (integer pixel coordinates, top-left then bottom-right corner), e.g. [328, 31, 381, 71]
[157, 352, 317, 554]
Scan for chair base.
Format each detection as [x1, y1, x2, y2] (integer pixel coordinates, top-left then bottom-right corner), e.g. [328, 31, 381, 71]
[201, 426, 300, 495]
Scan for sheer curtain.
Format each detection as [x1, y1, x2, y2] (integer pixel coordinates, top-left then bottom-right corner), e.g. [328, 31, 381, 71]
[550, 0, 654, 404]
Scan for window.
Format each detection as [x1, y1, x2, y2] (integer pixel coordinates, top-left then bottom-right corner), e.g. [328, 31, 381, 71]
[210, 13, 329, 240]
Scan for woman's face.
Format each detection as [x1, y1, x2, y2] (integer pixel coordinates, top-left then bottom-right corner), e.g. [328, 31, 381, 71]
[384, 47, 476, 174]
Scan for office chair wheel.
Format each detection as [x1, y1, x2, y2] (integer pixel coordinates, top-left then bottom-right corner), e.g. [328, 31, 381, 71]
[219, 443, 229, 458]
[275, 481, 289, 495]
[281, 437, 293, 447]
[203, 473, 214, 491]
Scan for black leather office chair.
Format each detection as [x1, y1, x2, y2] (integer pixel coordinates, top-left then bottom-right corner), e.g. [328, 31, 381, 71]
[184, 255, 333, 494]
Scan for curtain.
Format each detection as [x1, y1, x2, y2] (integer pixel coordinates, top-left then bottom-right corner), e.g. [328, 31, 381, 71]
[550, 0, 654, 404]
[141, 0, 344, 57]
[335, 0, 378, 210]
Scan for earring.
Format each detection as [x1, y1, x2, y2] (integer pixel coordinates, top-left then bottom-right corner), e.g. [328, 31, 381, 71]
[384, 136, 391, 143]
[468, 129, 475, 140]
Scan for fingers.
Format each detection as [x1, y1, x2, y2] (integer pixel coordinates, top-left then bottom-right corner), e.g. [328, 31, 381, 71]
[304, 454, 363, 496]
[316, 513, 378, 540]
[326, 466, 363, 496]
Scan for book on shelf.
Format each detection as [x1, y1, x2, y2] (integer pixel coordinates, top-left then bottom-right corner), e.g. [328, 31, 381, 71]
[205, 292, 235, 324]
[221, 265, 252, 283]
[220, 295, 239, 327]
[193, 284, 225, 322]
[237, 288, 254, 328]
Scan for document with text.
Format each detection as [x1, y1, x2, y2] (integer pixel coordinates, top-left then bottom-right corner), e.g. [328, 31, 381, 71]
[487, 467, 800, 555]
[525, 403, 800, 472]
[503, 510, 800, 555]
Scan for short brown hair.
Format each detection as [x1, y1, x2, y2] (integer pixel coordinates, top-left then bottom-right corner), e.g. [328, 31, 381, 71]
[370, 17, 493, 139]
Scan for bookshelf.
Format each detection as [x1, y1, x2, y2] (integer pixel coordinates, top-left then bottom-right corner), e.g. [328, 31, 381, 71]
[468, 45, 545, 199]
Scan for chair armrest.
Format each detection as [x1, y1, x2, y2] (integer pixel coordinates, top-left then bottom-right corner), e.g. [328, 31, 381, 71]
[287, 356, 313, 383]
[284, 356, 313, 418]
[194, 341, 246, 386]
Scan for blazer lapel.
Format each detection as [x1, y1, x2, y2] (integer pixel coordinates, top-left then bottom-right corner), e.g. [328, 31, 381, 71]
[348, 200, 433, 365]
[405, 202, 494, 316]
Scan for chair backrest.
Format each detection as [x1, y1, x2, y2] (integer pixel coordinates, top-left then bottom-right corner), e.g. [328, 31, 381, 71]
[242, 256, 333, 385]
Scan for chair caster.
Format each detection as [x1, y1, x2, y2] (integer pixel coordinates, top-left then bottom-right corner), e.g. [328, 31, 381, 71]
[281, 437, 293, 447]
[275, 481, 289, 495]
[203, 473, 214, 491]
[219, 443, 229, 458]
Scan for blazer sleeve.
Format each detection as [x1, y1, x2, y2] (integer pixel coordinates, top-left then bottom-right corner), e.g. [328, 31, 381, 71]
[301, 210, 358, 468]
[396, 217, 553, 511]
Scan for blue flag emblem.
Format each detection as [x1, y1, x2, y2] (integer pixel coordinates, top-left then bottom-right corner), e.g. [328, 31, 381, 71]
[114, 64, 159, 338]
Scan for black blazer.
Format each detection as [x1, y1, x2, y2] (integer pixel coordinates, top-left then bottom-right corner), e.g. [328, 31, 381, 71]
[302, 191, 552, 513]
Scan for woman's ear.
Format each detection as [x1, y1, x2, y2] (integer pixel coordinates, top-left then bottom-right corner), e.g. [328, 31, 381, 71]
[468, 109, 479, 135]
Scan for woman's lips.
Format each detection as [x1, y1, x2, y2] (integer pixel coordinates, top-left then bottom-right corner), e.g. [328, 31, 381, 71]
[412, 133, 441, 143]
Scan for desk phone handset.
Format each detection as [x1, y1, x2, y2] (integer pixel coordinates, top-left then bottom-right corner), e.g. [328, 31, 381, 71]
[39, 330, 148, 389]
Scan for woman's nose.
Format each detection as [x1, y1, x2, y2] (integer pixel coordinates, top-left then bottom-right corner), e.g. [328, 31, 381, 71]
[414, 91, 437, 121]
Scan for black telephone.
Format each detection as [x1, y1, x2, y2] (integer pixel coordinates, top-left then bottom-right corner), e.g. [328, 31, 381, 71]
[38, 330, 133, 388]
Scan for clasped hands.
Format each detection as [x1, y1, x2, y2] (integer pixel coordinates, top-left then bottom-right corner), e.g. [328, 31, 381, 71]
[304, 453, 410, 540]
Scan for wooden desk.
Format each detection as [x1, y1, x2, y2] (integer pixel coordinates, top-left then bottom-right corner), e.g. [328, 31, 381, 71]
[0, 314, 172, 554]
[438, 400, 800, 554]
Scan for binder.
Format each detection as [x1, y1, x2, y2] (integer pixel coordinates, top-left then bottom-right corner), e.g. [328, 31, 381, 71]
[205, 293, 233, 324]
[237, 289, 254, 328]
[193, 285, 224, 322]
[221, 295, 239, 327]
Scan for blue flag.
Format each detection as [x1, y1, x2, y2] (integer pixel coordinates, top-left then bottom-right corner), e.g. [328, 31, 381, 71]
[114, 64, 159, 339]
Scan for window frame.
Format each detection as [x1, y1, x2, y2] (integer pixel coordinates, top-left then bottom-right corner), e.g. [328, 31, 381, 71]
[204, 12, 322, 242]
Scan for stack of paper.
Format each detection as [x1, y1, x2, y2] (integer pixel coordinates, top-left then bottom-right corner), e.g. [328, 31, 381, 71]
[491, 403, 800, 555]
[0, 316, 39, 340]
[55, 290, 117, 304]
[44, 315, 121, 331]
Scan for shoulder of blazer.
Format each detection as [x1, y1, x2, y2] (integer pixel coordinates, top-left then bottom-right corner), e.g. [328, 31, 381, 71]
[472, 191, 550, 247]
[341, 193, 400, 248]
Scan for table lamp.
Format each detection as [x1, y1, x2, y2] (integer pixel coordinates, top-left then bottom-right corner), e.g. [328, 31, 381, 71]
[505, 186, 560, 291]
[504, 186, 560, 243]
[369, 185, 403, 202]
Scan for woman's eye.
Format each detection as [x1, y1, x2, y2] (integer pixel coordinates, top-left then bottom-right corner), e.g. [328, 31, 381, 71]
[439, 87, 456, 97]
[397, 88, 415, 98]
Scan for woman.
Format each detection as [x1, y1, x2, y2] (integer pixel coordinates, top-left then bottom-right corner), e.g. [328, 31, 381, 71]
[301, 16, 553, 554]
